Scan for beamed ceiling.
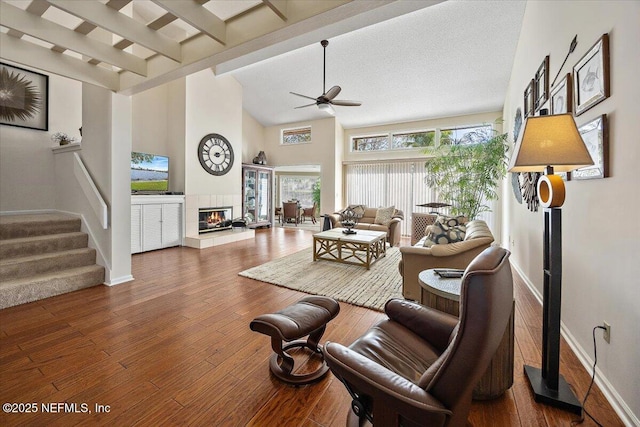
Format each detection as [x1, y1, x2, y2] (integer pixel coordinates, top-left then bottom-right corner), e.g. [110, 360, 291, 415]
[0, 0, 440, 94]
[0, 1, 527, 128]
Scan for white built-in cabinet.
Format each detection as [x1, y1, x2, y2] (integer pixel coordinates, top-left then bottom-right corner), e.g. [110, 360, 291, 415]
[131, 195, 185, 254]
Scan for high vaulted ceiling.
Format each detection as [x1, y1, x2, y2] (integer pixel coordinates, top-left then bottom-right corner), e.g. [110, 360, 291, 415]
[0, 0, 526, 129]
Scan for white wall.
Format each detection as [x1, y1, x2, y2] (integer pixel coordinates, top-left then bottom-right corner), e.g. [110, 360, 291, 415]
[243, 109, 264, 164]
[167, 79, 186, 193]
[0, 70, 81, 212]
[131, 78, 186, 193]
[79, 84, 132, 285]
[184, 69, 243, 236]
[185, 70, 242, 196]
[264, 117, 342, 214]
[502, 2, 640, 424]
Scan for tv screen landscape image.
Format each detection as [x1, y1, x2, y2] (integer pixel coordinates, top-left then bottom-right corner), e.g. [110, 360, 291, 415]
[131, 152, 169, 192]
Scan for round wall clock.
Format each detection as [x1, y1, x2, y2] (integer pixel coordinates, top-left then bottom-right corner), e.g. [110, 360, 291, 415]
[198, 133, 234, 176]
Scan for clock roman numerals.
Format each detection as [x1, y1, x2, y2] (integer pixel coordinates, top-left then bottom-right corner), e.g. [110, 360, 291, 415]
[197, 133, 235, 176]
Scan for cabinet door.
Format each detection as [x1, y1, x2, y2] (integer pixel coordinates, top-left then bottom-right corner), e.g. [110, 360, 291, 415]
[162, 203, 182, 248]
[131, 204, 142, 254]
[257, 171, 270, 223]
[244, 169, 257, 224]
[142, 204, 163, 252]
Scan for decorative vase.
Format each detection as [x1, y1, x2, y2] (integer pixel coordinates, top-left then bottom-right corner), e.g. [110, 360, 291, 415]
[253, 151, 267, 165]
[340, 207, 359, 235]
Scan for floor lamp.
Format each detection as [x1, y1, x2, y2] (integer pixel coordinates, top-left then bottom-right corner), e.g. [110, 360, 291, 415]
[508, 113, 594, 414]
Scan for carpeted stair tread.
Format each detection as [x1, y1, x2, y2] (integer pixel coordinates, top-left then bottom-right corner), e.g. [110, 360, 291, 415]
[0, 213, 81, 239]
[0, 265, 104, 310]
[0, 247, 97, 281]
[0, 232, 88, 260]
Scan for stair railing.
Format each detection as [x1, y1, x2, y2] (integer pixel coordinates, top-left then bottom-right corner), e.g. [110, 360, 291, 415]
[73, 153, 108, 229]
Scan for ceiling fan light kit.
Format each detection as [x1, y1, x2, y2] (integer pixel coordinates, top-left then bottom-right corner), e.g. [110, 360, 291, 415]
[291, 39, 361, 114]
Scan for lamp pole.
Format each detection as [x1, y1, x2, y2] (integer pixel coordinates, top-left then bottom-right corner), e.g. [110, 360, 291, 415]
[523, 166, 581, 414]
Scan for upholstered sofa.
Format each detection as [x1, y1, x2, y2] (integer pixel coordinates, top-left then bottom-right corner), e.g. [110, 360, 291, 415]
[328, 206, 404, 247]
[398, 219, 494, 300]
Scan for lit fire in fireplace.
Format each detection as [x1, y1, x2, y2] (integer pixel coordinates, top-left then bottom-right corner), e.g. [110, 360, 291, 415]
[207, 211, 225, 226]
[199, 207, 233, 234]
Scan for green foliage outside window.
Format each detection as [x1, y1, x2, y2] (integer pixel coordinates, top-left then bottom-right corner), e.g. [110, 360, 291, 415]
[312, 179, 321, 213]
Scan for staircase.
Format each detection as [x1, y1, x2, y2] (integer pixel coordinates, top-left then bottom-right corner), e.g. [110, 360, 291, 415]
[0, 213, 105, 309]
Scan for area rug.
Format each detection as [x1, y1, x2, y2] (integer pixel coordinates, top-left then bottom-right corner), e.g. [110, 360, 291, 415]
[238, 247, 403, 311]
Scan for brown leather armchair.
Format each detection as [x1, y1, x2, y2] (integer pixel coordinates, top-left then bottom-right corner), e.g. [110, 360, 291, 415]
[324, 246, 513, 427]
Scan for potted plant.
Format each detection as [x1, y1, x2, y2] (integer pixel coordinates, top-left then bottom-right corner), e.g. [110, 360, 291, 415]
[51, 132, 78, 146]
[424, 125, 509, 220]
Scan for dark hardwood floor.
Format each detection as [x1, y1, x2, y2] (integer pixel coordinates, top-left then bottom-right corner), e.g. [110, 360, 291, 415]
[0, 228, 623, 426]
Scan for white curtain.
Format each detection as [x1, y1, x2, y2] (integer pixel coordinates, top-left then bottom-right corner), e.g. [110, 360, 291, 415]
[345, 161, 498, 237]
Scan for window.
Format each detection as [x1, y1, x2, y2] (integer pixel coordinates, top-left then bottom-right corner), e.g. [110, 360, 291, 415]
[345, 161, 498, 236]
[352, 135, 389, 151]
[282, 126, 311, 145]
[277, 175, 319, 208]
[392, 131, 435, 149]
[352, 131, 435, 152]
[440, 124, 492, 145]
[351, 124, 494, 151]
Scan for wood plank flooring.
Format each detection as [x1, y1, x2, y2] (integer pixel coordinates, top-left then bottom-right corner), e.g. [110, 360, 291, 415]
[0, 228, 623, 426]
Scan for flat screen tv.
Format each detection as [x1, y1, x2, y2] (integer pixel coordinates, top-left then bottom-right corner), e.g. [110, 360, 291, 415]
[131, 152, 169, 193]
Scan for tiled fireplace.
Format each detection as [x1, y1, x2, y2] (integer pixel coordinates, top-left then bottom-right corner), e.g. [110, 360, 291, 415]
[184, 194, 254, 249]
[198, 206, 233, 234]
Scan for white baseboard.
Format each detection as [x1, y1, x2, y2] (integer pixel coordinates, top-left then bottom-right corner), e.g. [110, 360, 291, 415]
[105, 275, 134, 286]
[509, 261, 638, 427]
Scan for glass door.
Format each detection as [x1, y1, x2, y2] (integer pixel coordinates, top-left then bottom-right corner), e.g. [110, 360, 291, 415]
[244, 169, 257, 224]
[256, 171, 270, 223]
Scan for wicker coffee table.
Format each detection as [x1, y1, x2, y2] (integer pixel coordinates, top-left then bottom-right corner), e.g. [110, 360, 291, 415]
[313, 228, 386, 269]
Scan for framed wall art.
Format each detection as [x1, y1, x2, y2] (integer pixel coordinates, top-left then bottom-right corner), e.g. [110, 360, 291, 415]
[573, 34, 610, 116]
[573, 114, 608, 180]
[0, 63, 49, 131]
[534, 55, 549, 112]
[550, 73, 573, 114]
[524, 79, 534, 118]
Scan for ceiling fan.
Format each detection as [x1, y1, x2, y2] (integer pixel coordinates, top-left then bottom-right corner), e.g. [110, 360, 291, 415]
[290, 39, 361, 115]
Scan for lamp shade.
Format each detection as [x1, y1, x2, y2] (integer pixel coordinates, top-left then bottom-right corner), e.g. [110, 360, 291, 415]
[508, 114, 594, 173]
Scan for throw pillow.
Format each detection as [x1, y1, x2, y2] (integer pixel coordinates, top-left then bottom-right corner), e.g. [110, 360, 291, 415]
[423, 221, 466, 246]
[435, 214, 467, 227]
[374, 206, 396, 226]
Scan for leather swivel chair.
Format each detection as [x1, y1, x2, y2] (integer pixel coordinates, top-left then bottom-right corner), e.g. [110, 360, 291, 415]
[324, 246, 513, 427]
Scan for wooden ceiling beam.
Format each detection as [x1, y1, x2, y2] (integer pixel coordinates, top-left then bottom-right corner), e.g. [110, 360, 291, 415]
[262, 0, 288, 21]
[5, 0, 50, 38]
[150, 0, 226, 45]
[0, 33, 119, 91]
[47, 0, 182, 62]
[1, 2, 147, 76]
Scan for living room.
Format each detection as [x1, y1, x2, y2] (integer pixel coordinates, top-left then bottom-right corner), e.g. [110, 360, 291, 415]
[0, 1, 638, 425]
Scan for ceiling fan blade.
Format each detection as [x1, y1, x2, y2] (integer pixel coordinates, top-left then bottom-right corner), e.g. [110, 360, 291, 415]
[331, 100, 362, 107]
[294, 103, 317, 109]
[324, 85, 341, 100]
[290, 92, 318, 101]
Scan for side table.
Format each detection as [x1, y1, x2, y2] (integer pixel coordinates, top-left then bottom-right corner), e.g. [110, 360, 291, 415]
[411, 213, 437, 245]
[418, 269, 514, 400]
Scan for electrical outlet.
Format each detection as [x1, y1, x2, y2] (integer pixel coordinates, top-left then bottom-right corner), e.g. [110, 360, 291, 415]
[603, 321, 611, 343]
